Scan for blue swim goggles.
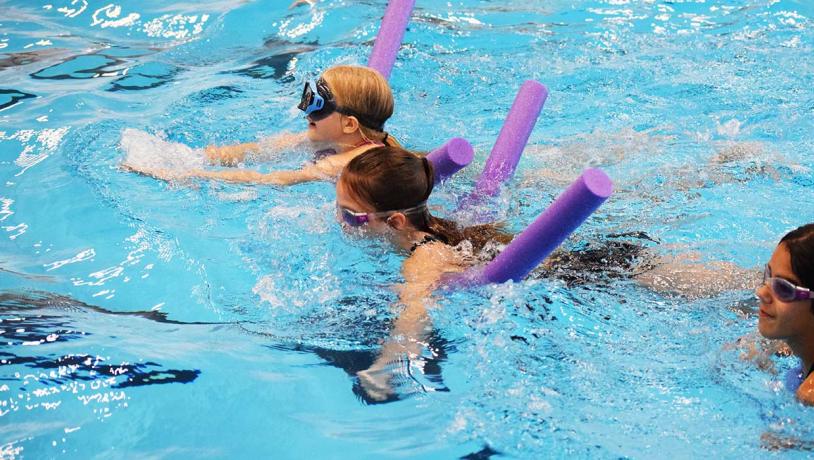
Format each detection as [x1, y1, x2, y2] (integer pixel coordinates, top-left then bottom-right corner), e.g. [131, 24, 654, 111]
[297, 77, 386, 131]
[298, 77, 338, 122]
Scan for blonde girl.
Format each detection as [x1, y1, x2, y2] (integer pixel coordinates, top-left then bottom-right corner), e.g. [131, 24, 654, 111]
[126, 65, 399, 185]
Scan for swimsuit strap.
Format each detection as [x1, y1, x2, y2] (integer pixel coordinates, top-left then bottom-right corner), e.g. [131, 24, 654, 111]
[313, 147, 337, 160]
[351, 138, 381, 149]
[807, 361, 814, 379]
[410, 235, 440, 253]
[315, 139, 379, 160]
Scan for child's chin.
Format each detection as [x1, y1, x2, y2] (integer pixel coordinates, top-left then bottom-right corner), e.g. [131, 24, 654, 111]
[756, 321, 775, 339]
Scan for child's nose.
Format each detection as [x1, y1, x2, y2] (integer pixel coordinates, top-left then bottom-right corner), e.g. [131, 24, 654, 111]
[755, 283, 772, 303]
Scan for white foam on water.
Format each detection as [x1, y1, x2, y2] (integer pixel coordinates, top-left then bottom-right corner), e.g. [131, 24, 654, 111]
[120, 128, 205, 171]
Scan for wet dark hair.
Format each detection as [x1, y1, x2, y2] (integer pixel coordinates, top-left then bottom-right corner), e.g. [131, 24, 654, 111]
[780, 223, 814, 292]
[340, 146, 512, 251]
[537, 232, 658, 286]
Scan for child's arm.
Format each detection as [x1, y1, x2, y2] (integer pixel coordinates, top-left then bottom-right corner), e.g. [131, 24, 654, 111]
[124, 152, 346, 186]
[205, 132, 308, 166]
[357, 244, 461, 401]
[633, 251, 758, 300]
[187, 163, 330, 185]
[204, 142, 261, 166]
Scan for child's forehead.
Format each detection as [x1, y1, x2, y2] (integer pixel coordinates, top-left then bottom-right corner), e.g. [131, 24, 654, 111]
[336, 176, 375, 211]
[770, 244, 801, 283]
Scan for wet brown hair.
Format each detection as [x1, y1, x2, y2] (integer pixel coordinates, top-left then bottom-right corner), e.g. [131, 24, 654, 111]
[340, 146, 512, 251]
[780, 223, 814, 297]
[322, 65, 400, 147]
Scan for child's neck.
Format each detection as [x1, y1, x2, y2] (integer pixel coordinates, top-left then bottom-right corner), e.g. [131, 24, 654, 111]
[788, 334, 814, 376]
[335, 133, 377, 153]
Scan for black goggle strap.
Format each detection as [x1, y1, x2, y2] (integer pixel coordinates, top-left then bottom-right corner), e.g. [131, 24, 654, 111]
[336, 108, 386, 132]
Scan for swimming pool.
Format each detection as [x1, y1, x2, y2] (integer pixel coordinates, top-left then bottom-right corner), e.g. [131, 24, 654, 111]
[2, 0, 814, 457]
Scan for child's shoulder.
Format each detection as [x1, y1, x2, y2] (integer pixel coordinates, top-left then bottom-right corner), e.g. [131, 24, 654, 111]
[797, 373, 814, 405]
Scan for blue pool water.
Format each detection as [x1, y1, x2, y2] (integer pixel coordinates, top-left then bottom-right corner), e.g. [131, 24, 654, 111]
[2, 0, 814, 457]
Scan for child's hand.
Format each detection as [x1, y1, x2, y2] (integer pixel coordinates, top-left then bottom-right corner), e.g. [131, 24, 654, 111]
[205, 145, 249, 166]
[357, 366, 393, 402]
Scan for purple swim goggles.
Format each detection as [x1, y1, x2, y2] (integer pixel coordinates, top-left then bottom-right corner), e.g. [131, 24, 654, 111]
[337, 203, 428, 227]
[763, 264, 812, 302]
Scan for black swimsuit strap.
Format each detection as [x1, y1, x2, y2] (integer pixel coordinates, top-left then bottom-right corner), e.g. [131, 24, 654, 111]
[410, 235, 439, 253]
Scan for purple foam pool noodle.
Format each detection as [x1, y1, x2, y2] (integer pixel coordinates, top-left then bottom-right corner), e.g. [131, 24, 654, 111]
[473, 80, 548, 197]
[367, 0, 416, 80]
[476, 168, 613, 284]
[426, 138, 474, 184]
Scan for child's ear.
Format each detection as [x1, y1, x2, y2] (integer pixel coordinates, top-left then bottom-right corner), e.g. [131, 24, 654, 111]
[386, 212, 407, 230]
[342, 115, 360, 134]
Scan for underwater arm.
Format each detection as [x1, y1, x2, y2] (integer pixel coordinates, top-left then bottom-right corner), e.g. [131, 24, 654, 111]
[633, 251, 758, 300]
[357, 246, 452, 401]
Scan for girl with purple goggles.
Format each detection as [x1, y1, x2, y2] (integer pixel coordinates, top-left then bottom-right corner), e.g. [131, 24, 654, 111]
[755, 223, 814, 405]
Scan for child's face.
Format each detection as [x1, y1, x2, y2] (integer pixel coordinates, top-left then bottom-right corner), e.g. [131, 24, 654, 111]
[306, 112, 345, 143]
[756, 243, 814, 341]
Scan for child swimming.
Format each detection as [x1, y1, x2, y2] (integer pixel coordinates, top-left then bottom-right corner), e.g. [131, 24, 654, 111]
[124, 65, 399, 185]
[335, 145, 510, 400]
[756, 223, 814, 404]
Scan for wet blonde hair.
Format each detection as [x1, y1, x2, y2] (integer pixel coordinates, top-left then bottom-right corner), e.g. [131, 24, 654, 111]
[322, 65, 400, 147]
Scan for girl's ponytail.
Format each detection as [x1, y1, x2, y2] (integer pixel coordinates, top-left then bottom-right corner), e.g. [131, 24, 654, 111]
[381, 131, 402, 148]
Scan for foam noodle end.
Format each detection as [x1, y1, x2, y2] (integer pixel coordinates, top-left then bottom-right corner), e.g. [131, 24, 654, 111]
[446, 137, 474, 167]
[522, 80, 549, 99]
[427, 137, 474, 184]
[468, 79, 549, 201]
[582, 168, 614, 199]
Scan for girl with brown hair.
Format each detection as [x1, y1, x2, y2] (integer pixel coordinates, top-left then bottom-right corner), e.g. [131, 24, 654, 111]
[335, 145, 510, 400]
[756, 223, 814, 404]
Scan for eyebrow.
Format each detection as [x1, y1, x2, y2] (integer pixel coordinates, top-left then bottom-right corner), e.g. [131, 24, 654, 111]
[768, 263, 803, 284]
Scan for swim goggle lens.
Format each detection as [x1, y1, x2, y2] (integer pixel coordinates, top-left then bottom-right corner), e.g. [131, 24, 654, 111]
[337, 203, 429, 228]
[298, 78, 337, 122]
[297, 77, 386, 131]
[763, 265, 813, 302]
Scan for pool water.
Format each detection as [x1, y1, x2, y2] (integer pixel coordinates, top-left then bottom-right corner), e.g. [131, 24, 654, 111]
[2, 0, 814, 458]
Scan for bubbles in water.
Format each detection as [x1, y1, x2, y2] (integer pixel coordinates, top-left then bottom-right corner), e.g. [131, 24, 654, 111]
[119, 128, 204, 171]
[716, 119, 741, 138]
